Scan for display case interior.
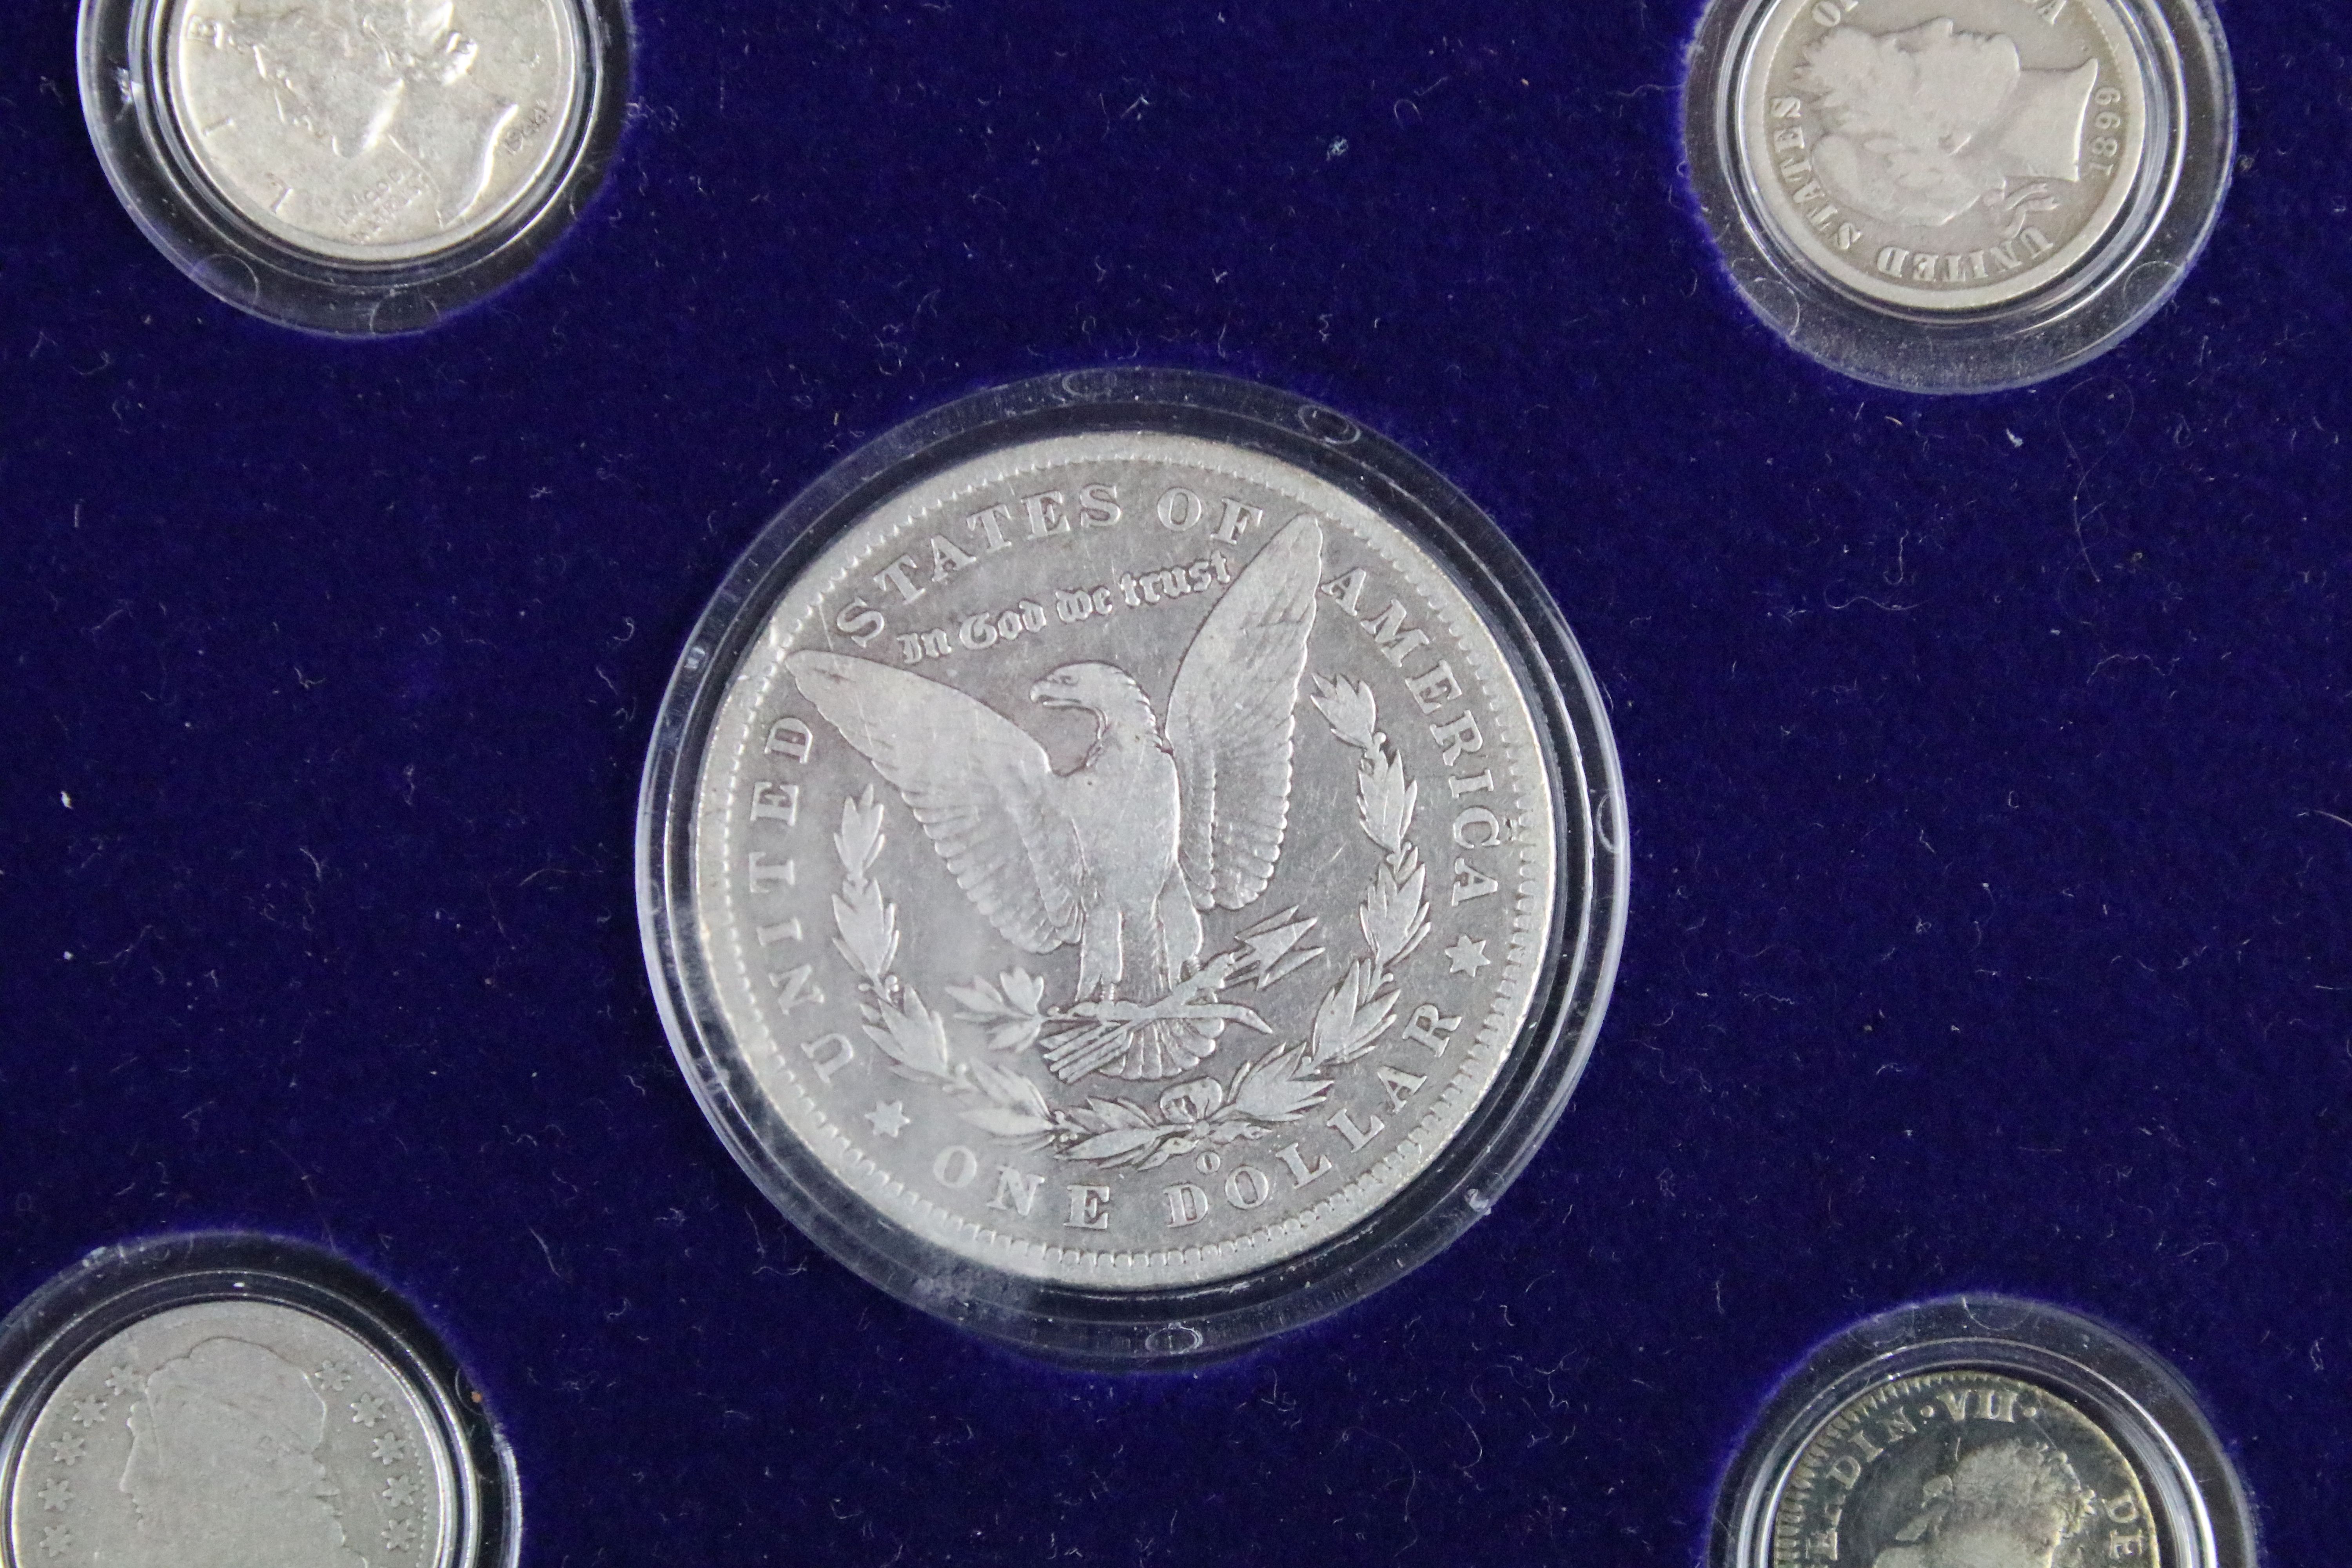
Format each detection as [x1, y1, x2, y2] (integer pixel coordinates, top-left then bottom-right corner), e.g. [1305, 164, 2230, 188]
[0, 0, 2343, 1563]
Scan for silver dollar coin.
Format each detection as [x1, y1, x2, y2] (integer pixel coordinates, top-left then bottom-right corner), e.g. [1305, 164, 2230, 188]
[679, 426, 1580, 1294]
[4, 1299, 455, 1567]
[1770, 1368, 2158, 1568]
[162, 0, 584, 263]
[1736, 0, 2150, 311]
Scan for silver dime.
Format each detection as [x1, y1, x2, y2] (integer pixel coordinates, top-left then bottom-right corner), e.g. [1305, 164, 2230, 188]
[163, 0, 584, 263]
[1769, 1369, 2158, 1568]
[4, 1299, 455, 1568]
[1735, 0, 2149, 312]
[682, 428, 1573, 1293]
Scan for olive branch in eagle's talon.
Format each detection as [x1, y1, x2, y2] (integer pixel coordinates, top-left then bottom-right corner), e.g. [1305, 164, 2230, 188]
[1037, 945, 1277, 1083]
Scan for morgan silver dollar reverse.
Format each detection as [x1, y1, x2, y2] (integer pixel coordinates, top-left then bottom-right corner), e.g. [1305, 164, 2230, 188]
[0, 1236, 518, 1568]
[1684, 0, 2233, 391]
[639, 371, 1626, 1363]
[1714, 1298, 2256, 1568]
[78, 0, 627, 333]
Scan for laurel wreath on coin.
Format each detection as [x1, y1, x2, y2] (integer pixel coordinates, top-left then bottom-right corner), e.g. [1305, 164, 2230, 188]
[830, 675, 1432, 1170]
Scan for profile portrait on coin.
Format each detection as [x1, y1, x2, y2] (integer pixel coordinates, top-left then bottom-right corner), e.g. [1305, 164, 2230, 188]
[118, 1337, 368, 1568]
[1873, 1439, 2099, 1568]
[1795, 18, 2101, 229]
[183, 0, 525, 241]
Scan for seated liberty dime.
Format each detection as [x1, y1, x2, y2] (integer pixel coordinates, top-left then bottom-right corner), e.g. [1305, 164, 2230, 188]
[639, 372, 1626, 1363]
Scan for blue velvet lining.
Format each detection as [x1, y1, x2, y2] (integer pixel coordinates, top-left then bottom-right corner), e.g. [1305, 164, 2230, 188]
[0, 0, 2339, 1560]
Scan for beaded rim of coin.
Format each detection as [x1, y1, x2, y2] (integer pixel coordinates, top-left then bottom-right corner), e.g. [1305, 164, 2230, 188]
[637, 369, 1627, 1366]
[1683, 0, 2233, 393]
[77, 0, 629, 334]
[1712, 1296, 2256, 1568]
[0, 1234, 518, 1568]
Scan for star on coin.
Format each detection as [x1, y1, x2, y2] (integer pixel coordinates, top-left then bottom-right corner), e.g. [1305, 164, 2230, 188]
[102, 1362, 138, 1397]
[47, 1434, 85, 1467]
[383, 1473, 417, 1508]
[383, 1515, 419, 1553]
[1444, 935, 1492, 976]
[36, 1476, 71, 1512]
[316, 1356, 353, 1391]
[371, 1432, 413, 1465]
[39, 1525, 71, 1559]
[68, 1395, 105, 1426]
[865, 1100, 910, 1138]
[350, 1391, 389, 1427]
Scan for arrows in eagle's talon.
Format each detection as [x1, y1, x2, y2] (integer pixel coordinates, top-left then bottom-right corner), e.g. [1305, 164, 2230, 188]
[1063, 998, 1148, 1024]
[1230, 909, 1323, 991]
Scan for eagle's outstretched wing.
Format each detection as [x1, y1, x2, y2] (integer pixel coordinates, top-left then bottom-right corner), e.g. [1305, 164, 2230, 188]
[1164, 514, 1324, 911]
[784, 652, 1084, 955]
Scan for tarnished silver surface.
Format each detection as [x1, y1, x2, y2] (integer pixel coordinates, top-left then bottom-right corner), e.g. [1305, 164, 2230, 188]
[5, 1299, 454, 1567]
[1736, 0, 2149, 311]
[1770, 1369, 2156, 1568]
[690, 431, 1561, 1290]
[163, 0, 582, 262]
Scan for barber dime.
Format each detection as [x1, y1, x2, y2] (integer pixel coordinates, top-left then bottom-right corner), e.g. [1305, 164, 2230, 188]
[162, 0, 584, 262]
[1770, 1370, 2157, 1568]
[5, 1299, 453, 1568]
[1735, 0, 2151, 311]
[675, 427, 1586, 1293]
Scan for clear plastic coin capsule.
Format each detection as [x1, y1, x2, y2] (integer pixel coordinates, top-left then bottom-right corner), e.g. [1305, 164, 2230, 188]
[1684, 0, 2234, 392]
[637, 370, 1628, 1366]
[78, 0, 628, 333]
[0, 1235, 518, 1568]
[1714, 1297, 2256, 1568]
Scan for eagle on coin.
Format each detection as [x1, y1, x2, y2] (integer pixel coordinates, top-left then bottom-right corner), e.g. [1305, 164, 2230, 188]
[785, 515, 1324, 1080]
